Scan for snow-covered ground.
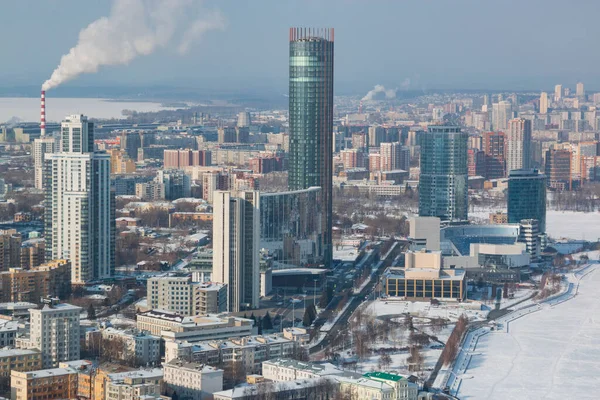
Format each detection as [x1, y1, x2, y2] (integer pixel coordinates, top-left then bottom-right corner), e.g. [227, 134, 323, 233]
[470, 209, 600, 241]
[457, 264, 600, 399]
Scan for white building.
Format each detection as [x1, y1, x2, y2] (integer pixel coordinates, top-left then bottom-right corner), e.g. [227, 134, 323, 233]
[147, 276, 227, 316]
[337, 372, 418, 400]
[539, 92, 549, 114]
[45, 115, 114, 284]
[212, 190, 260, 312]
[32, 136, 58, 190]
[262, 359, 343, 382]
[576, 82, 585, 97]
[408, 216, 440, 251]
[213, 378, 335, 400]
[20, 300, 81, 368]
[555, 84, 562, 102]
[136, 310, 254, 341]
[163, 359, 223, 400]
[100, 327, 161, 366]
[104, 368, 163, 400]
[506, 118, 532, 174]
[492, 101, 512, 131]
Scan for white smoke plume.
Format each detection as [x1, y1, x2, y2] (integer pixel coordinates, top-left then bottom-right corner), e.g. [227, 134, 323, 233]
[362, 84, 397, 101]
[42, 0, 225, 91]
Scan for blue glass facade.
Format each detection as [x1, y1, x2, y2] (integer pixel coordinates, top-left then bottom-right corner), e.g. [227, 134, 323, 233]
[508, 169, 546, 233]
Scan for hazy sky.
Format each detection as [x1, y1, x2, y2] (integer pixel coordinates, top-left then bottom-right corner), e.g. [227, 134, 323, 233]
[3, 0, 600, 94]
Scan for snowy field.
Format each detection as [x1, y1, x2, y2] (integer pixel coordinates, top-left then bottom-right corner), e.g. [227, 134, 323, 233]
[457, 265, 600, 400]
[470, 209, 600, 241]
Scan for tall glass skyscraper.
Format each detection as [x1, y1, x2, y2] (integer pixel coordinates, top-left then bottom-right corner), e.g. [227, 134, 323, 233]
[508, 169, 546, 233]
[289, 27, 334, 266]
[419, 125, 468, 222]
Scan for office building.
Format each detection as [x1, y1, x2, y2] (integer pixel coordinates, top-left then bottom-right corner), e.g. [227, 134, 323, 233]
[163, 359, 223, 400]
[21, 300, 81, 368]
[418, 125, 468, 222]
[545, 148, 572, 190]
[212, 190, 260, 311]
[137, 310, 254, 341]
[539, 92, 549, 114]
[0, 260, 71, 303]
[507, 169, 546, 233]
[147, 276, 227, 316]
[157, 169, 191, 200]
[506, 118, 532, 173]
[0, 229, 21, 272]
[289, 27, 334, 267]
[492, 101, 512, 131]
[45, 115, 114, 284]
[483, 131, 506, 179]
[11, 366, 79, 400]
[32, 136, 58, 190]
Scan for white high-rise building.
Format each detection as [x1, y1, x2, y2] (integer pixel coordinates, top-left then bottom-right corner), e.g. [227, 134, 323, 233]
[554, 84, 562, 102]
[212, 190, 259, 312]
[380, 142, 410, 172]
[24, 300, 81, 368]
[539, 92, 549, 114]
[45, 115, 114, 284]
[33, 137, 59, 190]
[506, 118, 532, 174]
[237, 111, 251, 128]
[576, 82, 585, 98]
[492, 101, 512, 131]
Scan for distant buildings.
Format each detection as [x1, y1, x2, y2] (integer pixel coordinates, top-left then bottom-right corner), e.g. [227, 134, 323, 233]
[0, 229, 21, 272]
[539, 92, 549, 114]
[492, 101, 512, 131]
[545, 148, 572, 190]
[147, 276, 227, 316]
[158, 169, 191, 200]
[288, 27, 334, 267]
[32, 136, 58, 190]
[419, 125, 468, 222]
[507, 169, 546, 233]
[45, 115, 114, 284]
[212, 190, 260, 311]
[163, 148, 212, 169]
[482, 131, 506, 179]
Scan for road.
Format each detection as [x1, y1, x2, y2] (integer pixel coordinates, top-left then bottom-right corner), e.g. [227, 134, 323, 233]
[309, 240, 406, 355]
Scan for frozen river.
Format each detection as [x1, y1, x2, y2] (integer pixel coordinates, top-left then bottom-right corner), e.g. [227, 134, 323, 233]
[458, 265, 600, 399]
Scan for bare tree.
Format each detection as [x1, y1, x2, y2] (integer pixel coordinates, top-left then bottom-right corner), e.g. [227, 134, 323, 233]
[407, 346, 424, 372]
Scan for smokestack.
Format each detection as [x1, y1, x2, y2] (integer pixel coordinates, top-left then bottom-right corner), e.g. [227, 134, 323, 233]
[40, 90, 46, 136]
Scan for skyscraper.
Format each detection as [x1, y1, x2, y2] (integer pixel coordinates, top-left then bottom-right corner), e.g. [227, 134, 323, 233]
[506, 118, 532, 173]
[539, 92, 549, 114]
[45, 115, 114, 284]
[507, 169, 546, 233]
[482, 131, 506, 179]
[418, 126, 468, 222]
[289, 27, 334, 267]
[212, 190, 260, 312]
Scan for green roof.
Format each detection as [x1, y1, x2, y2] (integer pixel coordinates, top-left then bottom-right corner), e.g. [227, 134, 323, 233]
[363, 371, 404, 382]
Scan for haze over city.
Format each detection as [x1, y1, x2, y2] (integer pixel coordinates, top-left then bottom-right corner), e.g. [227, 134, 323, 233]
[0, 1, 600, 400]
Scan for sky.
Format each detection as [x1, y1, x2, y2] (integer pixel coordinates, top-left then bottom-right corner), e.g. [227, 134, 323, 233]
[2, 0, 600, 95]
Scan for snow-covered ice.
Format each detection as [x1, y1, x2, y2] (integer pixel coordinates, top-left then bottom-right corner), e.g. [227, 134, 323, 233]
[457, 265, 600, 400]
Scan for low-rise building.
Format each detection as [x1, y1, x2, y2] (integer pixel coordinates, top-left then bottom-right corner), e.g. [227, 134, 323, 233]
[100, 327, 161, 366]
[11, 366, 78, 400]
[0, 260, 71, 303]
[104, 368, 163, 400]
[213, 377, 337, 400]
[164, 334, 301, 372]
[0, 349, 41, 378]
[262, 359, 343, 382]
[0, 317, 20, 346]
[147, 276, 227, 316]
[337, 372, 418, 400]
[136, 310, 254, 341]
[163, 358, 223, 400]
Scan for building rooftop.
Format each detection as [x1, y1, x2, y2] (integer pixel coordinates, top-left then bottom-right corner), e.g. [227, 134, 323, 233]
[164, 358, 222, 373]
[0, 349, 39, 358]
[264, 359, 342, 376]
[20, 367, 76, 379]
[107, 368, 163, 382]
[363, 371, 406, 382]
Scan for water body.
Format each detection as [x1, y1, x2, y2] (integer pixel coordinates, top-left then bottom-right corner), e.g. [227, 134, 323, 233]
[0, 97, 178, 123]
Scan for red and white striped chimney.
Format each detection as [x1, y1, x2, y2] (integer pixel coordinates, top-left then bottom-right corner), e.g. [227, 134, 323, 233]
[40, 90, 46, 136]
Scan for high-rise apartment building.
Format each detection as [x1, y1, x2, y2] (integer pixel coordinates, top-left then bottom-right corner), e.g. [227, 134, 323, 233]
[482, 131, 507, 179]
[418, 126, 468, 222]
[23, 300, 81, 368]
[45, 115, 114, 284]
[32, 137, 58, 190]
[120, 131, 142, 160]
[237, 111, 251, 128]
[147, 276, 227, 316]
[380, 142, 410, 171]
[545, 148, 572, 190]
[157, 169, 191, 200]
[506, 118, 532, 173]
[368, 126, 386, 147]
[108, 148, 136, 174]
[576, 82, 585, 97]
[212, 190, 260, 312]
[492, 101, 512, 131]
[554, 84, 563, 102]
[340, 149, 365, 169]
[289, 27, 334, 267]
[0, 229, 21, 272]
[539, 92, 549, 114]
[507, 169, 546, 233]
[164, 149, 212, 169]
[467, 149, 485, 176]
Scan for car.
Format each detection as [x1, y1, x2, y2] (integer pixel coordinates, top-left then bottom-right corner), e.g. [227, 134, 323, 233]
[276, 302, 283, 306]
